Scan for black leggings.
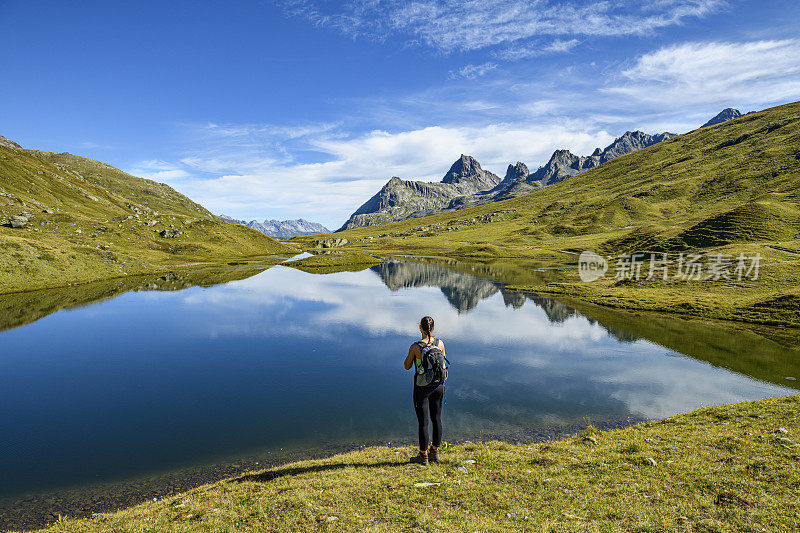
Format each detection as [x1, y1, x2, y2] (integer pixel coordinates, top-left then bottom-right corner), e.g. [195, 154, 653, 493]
[413, 384, 443, 451]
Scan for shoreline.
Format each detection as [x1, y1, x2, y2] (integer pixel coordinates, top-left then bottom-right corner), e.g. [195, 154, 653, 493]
[1, 417, 645, 532]
[22, 394, 800, 532]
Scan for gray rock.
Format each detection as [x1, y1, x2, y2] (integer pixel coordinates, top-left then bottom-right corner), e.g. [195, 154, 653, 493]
[643, 457, 657, 466]
[144, 220, 158, 226]
[9, 215, 28, 228]
[581, 436, 597, 445]
[457, 466, 469, 474]
[312, 238, 348, 249]
[159, 228, 181, 238]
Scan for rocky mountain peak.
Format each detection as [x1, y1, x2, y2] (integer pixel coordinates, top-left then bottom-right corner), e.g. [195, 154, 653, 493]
[441, 154, 483, 183]
[504, 162, 529, 181]
[548, 149, 579, 166]
[701, 108, 743, 128]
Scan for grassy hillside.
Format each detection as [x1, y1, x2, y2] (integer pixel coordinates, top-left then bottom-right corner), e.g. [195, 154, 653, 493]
[0, 142, 296, 293]
[294, 101, 800, 326]
[31, 394, 800, 532]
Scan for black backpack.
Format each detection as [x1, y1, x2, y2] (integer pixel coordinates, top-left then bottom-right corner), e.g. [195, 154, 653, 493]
[415, 338, 449, 387]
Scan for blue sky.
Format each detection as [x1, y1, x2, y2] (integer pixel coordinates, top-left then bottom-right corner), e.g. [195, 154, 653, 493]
[2, 0, 799, 228]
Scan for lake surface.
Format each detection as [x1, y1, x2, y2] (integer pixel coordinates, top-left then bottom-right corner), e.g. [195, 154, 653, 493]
[1, 258, 797, 529]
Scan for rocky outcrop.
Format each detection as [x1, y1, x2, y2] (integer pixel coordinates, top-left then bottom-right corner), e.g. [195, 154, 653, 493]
[9, 215, 29, 228]
[338, 155, 501, 231]
[311, 238, 348, 248]
[701, 108, 742, 128]
[0, 135, 21, 149]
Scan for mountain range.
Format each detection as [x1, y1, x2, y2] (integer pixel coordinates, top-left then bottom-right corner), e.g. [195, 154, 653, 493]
[339, 130, 676, 231]
[338, 108, 745, 231]
[219, 216, 329, 239]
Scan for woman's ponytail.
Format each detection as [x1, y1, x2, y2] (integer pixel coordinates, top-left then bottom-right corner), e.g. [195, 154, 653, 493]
[420, 316, 434, 341]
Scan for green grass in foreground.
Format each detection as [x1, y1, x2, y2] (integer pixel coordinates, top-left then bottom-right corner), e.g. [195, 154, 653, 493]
[34, 395, 800, 532]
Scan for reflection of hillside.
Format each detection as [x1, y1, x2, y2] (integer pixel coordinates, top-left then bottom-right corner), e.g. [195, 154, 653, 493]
[371, 259, 590, 322]
[0, 265, 273, 333]
[371, 259, 500, 312]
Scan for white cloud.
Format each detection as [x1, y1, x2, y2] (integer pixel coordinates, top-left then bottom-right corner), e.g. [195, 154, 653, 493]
[130, 121, 614, 228]
[284, 0, 724, 53]
[606, 39, 800, 107]
[127, 159, 191, 181]
[448, 62, 498, 80]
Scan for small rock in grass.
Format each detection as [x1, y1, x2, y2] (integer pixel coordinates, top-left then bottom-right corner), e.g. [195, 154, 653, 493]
[463, 459, 476, 464]
[458, 466, 469, 474]
[90, 513, 102, 519]
[326, 516, 338, 522]
[777, 427, 789, 434]
[9, 215, 28, 228]
[582, 436, 597, 445]
[785, 376, 796, 381]
[414, 482, 440, 488]
[643, 457, 657, 466]
[505, 513, 515, 518]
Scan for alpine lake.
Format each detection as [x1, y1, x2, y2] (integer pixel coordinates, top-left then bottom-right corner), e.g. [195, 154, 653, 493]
[1, 256, 797, 530]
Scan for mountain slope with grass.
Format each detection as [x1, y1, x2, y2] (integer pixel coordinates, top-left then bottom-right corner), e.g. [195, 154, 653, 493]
[294, 101, 800, 326]
[0, 140, 295, 293]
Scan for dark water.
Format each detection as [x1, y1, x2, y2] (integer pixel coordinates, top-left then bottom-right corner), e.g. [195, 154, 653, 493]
[1, 258, 797, 529]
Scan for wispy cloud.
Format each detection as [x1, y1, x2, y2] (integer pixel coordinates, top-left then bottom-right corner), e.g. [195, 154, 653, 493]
[282, 0, 724, 53]
[448, 62, 498, 80]
[494, 38, 581, 61]
[606, 39, 800, 107]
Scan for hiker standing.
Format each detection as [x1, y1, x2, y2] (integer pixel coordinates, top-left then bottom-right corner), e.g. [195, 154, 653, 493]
[404, 315, 448, 466]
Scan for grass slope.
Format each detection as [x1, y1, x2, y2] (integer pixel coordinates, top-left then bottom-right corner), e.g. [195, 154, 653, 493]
[0, 143, 295, 293]
[32, 394, 800, 532]
[294, 101, 800, 326]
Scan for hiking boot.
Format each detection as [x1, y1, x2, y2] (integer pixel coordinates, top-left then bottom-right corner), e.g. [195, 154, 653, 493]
[410, 451, 429, 466]
[428, 447, 439, 463]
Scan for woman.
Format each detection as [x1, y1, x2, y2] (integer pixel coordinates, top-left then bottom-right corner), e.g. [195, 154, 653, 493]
[403, 315, 445, 466]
